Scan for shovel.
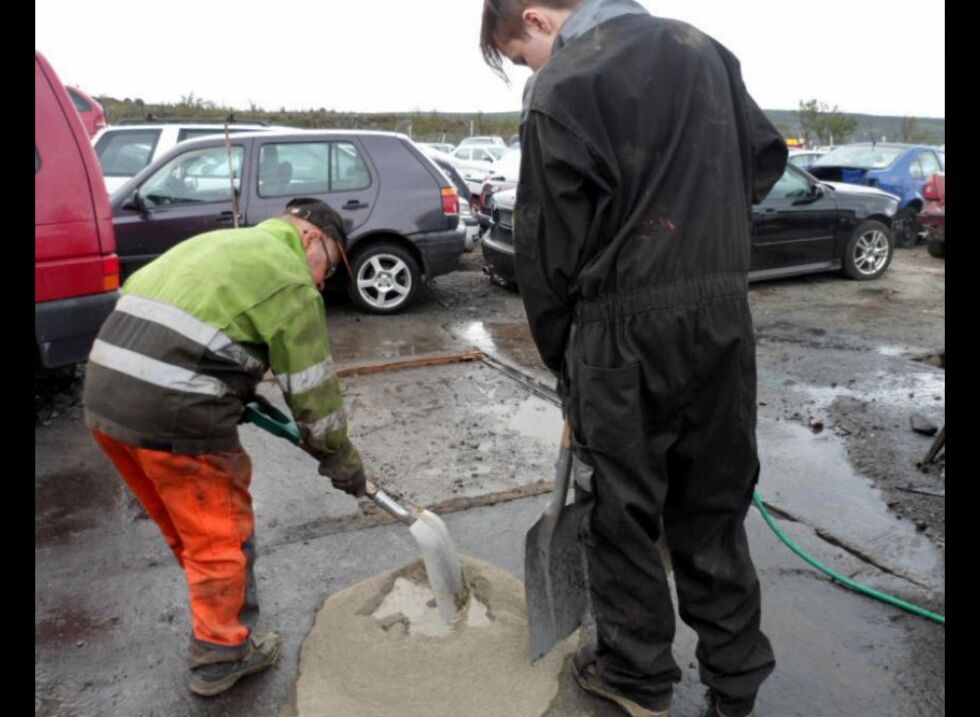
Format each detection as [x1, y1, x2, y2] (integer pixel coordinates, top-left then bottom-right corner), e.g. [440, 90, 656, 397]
[524, 420, 590, 662]
[243, 399, 467, 625]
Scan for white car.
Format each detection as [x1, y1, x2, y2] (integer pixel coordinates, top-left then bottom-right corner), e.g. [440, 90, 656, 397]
[450, 145, 506, 195]
[458, 135, 506, 148]
[418, 142, 455, 154]
[92, 122, 285, 194]
[476, 148, 522, 230]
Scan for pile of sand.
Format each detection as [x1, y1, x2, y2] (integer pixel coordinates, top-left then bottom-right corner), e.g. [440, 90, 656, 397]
[291, 555, 577, 717]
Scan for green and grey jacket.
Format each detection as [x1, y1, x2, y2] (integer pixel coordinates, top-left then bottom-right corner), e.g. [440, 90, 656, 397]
[83, 218, 361, 476]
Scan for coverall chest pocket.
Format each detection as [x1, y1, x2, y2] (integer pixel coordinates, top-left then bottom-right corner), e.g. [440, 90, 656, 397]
[574, 361, 642, 454]
[513, 200, 540, 261]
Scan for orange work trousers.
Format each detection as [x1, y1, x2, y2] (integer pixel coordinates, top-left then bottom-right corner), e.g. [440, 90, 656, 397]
[93, 430, 258, 652]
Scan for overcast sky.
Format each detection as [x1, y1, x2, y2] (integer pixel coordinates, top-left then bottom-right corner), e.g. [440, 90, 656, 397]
[35, 0, 944, 118]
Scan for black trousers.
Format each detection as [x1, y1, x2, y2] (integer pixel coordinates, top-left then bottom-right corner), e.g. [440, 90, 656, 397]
[566, 288, 775, 716]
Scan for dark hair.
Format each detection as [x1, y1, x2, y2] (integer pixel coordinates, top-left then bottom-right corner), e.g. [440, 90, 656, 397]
[480, 0, 578, 79]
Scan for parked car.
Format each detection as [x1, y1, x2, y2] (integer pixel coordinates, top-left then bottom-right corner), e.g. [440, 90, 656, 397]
[483, 164, 899, 286]
[458, 136, 506, 148]
[418, 142, 455, 155]
[917, 172, 945, 258]
[447, 146, 501, 198]
[35, 51, 120, 368]
[477, 148, 521, 232]
[93, 121, 281, 194]
[109, 130, 466, 314]
[66, 86, 107, 138]
[787, 148, 827, 169]
[807, 143, 944, 248]
[418, 145, 481, 251]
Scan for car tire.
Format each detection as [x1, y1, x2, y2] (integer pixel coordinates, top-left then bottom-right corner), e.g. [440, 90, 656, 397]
[842, 220, 894, 280]
[346, 242, 420, 314]
[895, 206, 922, 248]
[927, 240, 945, 259]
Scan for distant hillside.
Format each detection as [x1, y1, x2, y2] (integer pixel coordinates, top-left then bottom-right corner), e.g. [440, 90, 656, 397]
[96, 96, 944, 145]
[763, 109, 944, 144]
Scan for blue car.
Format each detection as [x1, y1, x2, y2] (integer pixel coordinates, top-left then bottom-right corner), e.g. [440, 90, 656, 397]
[808, 143, 945, 247]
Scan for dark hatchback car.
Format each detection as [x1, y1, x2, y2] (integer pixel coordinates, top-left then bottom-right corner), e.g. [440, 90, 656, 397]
[483, 163, 899, 285]
[110, 130, 466, 313]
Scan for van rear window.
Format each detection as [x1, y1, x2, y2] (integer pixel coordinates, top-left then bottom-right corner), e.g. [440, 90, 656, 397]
[95, 130, 161, 177]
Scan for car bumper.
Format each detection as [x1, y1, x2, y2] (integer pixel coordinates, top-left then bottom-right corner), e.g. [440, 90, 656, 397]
[481, 229, 515, 282]
[35, 290, 120, 368]
[917, 207, 945, 243]
[413, 223, 467, 279]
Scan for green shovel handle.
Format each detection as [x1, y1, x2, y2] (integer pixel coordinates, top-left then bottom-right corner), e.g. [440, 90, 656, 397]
[243, 401, 303, 445]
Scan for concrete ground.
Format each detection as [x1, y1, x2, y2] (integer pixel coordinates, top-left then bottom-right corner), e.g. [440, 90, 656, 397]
[35, 244, 944, 716]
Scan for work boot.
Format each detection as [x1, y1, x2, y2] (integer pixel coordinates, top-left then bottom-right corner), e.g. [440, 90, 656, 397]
[189, 631, 282, 697]
[571, 645, 671, 717]
[698, 692, 754, 717]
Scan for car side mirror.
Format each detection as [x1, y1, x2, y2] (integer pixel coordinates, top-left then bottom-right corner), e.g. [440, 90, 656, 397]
[121, 190, 145, 212]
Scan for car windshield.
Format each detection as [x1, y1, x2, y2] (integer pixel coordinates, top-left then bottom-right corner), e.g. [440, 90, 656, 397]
[813, 145, 903, 170]
[485, 146, 505, 160]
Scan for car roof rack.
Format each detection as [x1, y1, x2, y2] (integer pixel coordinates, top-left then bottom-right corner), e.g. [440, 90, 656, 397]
[117, 114, 269, 126]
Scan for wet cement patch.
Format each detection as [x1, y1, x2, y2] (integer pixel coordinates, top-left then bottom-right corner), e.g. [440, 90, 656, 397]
[340, 361, 563, 506]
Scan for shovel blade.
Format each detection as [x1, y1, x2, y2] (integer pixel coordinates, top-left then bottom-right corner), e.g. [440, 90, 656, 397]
[524, 500, 590, 662]
[410, 510, 467, 624]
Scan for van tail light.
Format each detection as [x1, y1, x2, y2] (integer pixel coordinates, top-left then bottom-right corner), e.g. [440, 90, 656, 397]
[922, 177, 940, 201]
[441, 187, 459, 216]
[103, 254, 120, 291]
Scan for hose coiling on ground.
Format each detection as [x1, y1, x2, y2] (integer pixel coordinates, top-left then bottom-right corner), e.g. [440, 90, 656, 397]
[753, 491, 945, 625]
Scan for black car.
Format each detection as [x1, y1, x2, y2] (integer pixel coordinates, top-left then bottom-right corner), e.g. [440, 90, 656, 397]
[483, 164, 899, 285]
[110, 130, 466, 314]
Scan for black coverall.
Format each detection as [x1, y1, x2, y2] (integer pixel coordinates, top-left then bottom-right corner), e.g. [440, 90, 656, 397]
[514, 14, 787, 716]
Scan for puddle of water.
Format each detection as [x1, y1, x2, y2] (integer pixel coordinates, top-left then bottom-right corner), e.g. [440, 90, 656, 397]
[775, 371, 945, 414]
[759, 418, 943, 588]
[475, 396, 563, 446]
[449, 321, 543, 370]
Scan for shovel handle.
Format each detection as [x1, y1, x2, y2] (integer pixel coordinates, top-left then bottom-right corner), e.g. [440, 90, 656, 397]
[561, 420, 573, 450]
[243, 401, 416, 524]
[364, 480, 415, 524]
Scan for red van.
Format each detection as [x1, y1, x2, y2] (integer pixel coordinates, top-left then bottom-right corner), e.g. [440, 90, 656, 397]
[35, 51, 120, 368]
[66, 86, 108, 138]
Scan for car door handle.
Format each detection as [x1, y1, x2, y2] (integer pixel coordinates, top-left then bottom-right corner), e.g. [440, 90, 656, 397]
[217, 211, 240, 224]
[343, 200, 369, 210]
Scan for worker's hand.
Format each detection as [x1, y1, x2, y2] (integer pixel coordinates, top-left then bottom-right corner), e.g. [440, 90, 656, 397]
[325, 465, 367, 498]
[316, 444, 367, 497]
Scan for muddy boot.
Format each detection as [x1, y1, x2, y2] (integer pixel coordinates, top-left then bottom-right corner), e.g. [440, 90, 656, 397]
[571, 644, 671, 717]
[189, 631, 282, 697]
[698, 692, 754, 717]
